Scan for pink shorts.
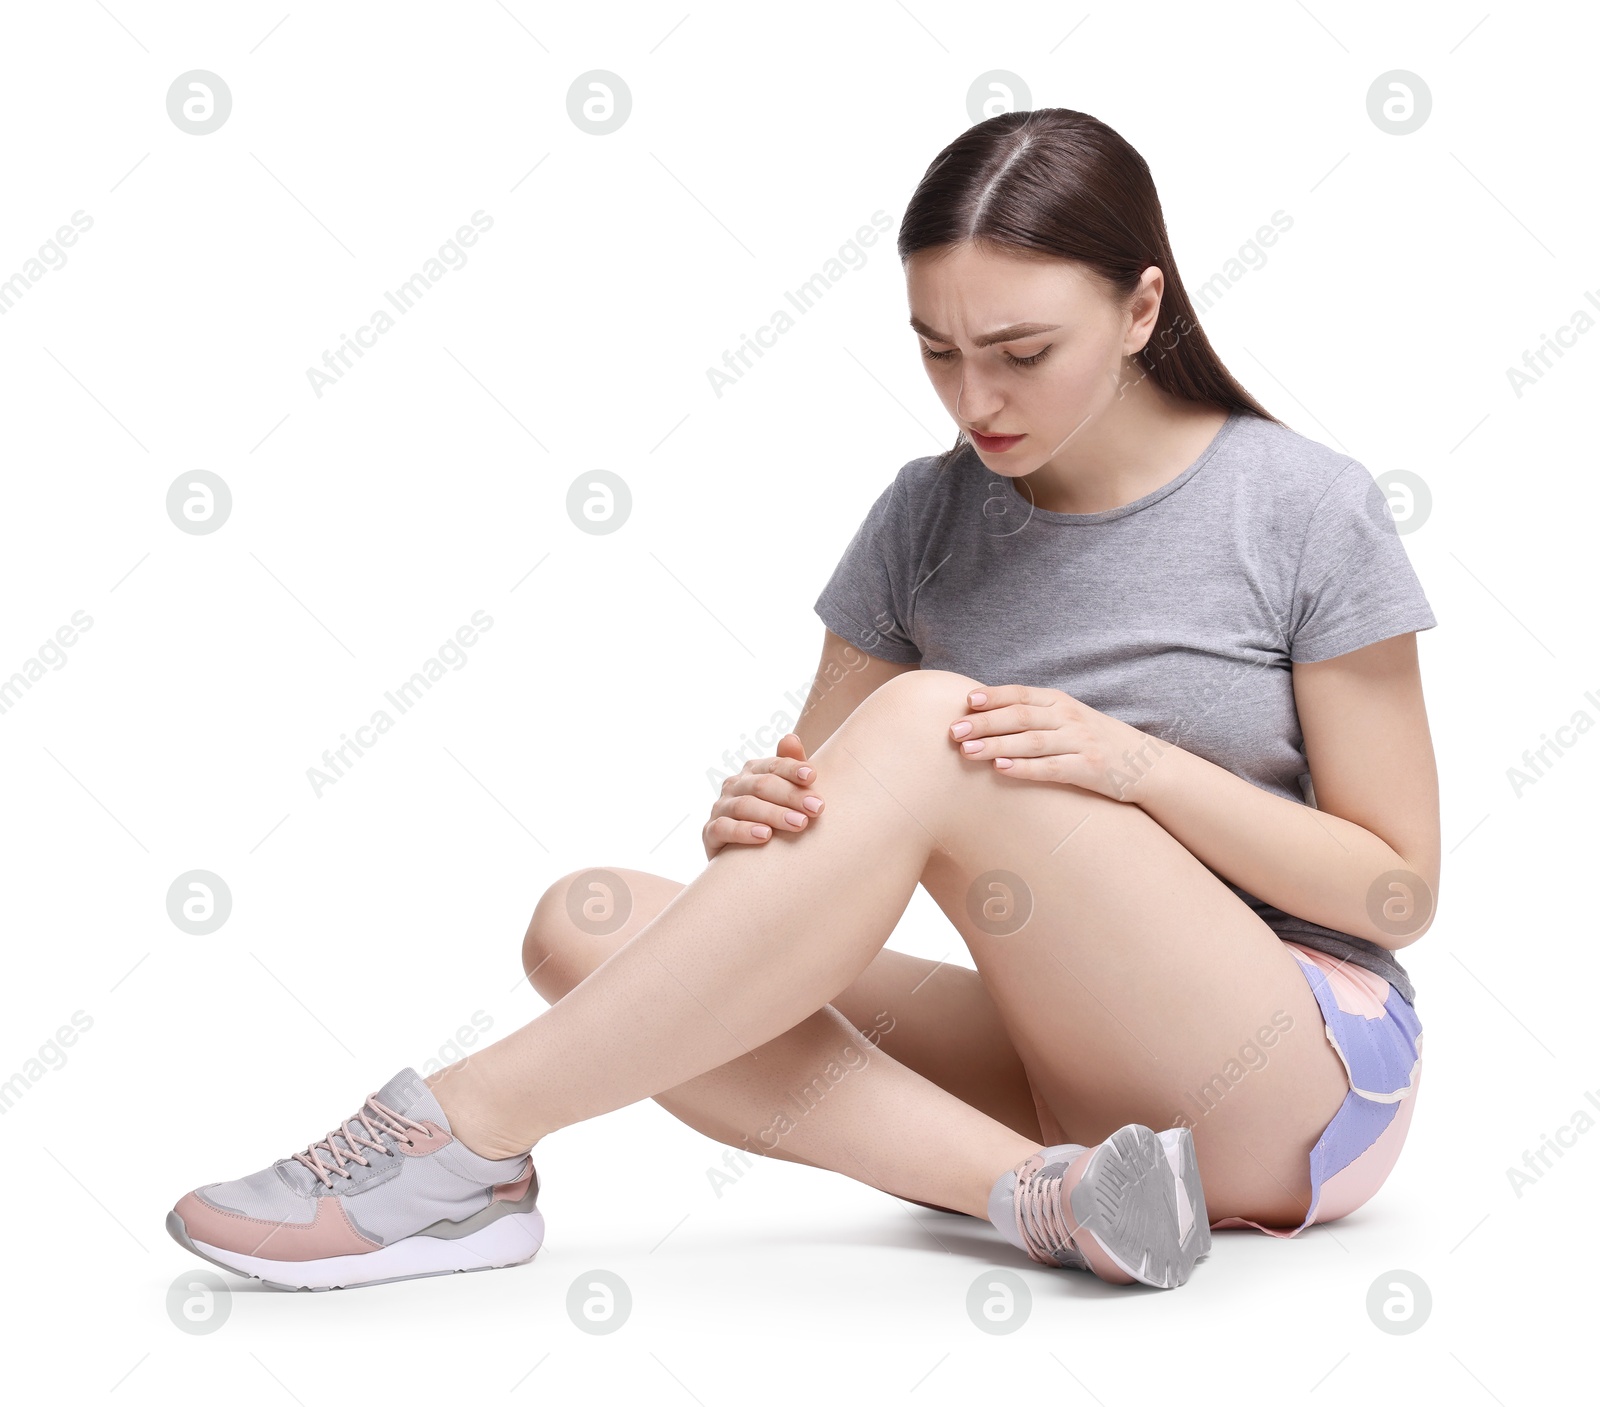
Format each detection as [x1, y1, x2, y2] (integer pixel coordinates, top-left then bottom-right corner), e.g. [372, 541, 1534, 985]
[1209, 941, 1424, 1237]
[1014, 940, 1424, 1237]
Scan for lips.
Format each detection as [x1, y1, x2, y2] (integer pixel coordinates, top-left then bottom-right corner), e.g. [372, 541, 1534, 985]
[970, 430, 1024, 452]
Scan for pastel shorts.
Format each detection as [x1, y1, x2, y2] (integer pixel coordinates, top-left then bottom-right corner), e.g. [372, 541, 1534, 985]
[1211, 940, 1424, 1237]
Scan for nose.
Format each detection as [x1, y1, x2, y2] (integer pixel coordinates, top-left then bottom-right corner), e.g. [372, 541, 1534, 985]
[955, 371, 1003, 426]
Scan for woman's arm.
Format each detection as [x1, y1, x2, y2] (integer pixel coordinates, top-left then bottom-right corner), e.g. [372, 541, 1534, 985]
[794, 629, 919, 755]
[1126, 632, 1440, 950]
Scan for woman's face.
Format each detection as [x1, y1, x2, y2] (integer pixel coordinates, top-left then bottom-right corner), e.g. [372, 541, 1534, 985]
[905, 242, 1158, 471]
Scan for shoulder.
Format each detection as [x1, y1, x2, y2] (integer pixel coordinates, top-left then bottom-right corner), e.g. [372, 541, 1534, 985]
[1224, 413, 1369, 503]
[892, 445, 974, 497]
[1222, 413, 1388, 531]
[876, 445, 980, 524]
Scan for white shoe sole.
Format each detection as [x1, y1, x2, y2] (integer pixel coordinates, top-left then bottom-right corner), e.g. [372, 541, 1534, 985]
[167, 1207, 545, 1291]
[1068, 1124, 1211, 1289]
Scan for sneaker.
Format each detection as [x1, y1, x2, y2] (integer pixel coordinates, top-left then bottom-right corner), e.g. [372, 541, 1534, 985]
[988, 1141, 1094, 1271]
[166, 1068, 544, 1291]
[991, 1124, 1211, 1288]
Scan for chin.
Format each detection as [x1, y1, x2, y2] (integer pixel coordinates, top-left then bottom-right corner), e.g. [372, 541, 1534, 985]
[985, 456, 1042, 478]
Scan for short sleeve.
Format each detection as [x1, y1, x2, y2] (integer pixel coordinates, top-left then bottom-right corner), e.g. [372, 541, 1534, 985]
[813, 470, 922, 663]
[1288, 460, 1438, 664]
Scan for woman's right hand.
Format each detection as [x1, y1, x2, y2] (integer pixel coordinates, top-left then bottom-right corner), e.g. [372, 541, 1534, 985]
[703, 732, 825, 861]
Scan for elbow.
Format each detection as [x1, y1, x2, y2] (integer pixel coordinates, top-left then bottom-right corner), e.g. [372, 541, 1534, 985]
[1380, 919, 1431, 952]
[1365, 855, 1439, 951]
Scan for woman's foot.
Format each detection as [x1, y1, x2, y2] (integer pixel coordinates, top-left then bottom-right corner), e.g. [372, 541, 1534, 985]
[166, 1068, 543, 1291]
[988, 1141, 1094, 1271]
[990, 1124, 1211, 1289]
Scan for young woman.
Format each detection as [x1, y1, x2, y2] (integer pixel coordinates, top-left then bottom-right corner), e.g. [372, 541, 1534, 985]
[167, 108, 1435, 1292]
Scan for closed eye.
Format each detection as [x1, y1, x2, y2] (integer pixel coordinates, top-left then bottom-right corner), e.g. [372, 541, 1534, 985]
[920, 344, 1053, 368]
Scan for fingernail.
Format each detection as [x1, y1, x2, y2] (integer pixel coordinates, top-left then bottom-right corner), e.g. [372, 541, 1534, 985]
[797, 767, 813, 781]
[961, 740, 983, 753]
[803, 796, 822, 813]
[753, 825, 771, 839]
[969, 692, 987, 706]
[786, 810, 807, 826]
[949, 721, 972, 738]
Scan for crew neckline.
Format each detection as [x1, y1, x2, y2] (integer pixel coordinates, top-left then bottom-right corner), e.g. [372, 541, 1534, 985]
[995, 409, 1242, 525]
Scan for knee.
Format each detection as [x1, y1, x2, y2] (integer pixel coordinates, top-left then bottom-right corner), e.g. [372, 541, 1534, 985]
[849, 667, 985, 738]
[835, 667, 1126, 827]
[809, 668, 995, 799]
[521, 868, 628, 1002]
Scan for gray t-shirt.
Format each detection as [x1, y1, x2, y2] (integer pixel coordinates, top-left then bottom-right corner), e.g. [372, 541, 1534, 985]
[813, 409, 1437, 1007]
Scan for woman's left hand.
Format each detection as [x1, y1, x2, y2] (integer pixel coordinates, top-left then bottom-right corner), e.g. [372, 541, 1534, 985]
[947, 684, 1168, 803]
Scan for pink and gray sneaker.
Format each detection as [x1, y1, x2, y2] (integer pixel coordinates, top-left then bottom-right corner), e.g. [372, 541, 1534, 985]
[988, 1123, 1211, 1289]
[166, 1068, 543, 1291]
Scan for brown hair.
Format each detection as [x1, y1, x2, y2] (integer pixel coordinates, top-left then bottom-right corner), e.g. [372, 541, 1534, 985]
[898, 108, 1281, 465]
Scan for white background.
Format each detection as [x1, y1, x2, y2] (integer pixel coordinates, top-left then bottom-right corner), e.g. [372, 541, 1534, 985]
[1, 0, 1594, 1401]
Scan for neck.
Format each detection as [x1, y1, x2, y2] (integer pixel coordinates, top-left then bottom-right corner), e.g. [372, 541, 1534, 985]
[1012, 380, 1228, 516]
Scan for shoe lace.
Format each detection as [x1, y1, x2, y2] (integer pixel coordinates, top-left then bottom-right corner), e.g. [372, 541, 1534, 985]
[1013, 1153, 1088, 1270]
[291, 1094, 430, 1189]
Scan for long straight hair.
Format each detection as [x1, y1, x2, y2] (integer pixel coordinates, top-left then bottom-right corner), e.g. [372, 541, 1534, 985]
[898, 108, 1281, 467]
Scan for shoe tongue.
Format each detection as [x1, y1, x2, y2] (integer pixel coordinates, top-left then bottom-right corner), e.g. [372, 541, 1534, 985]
[275, 1068, 445, 1196]
[373, 1068, 447, 1124]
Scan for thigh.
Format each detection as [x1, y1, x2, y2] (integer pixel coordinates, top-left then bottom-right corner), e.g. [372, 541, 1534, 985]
[530, 866, 1045, 1144]
[914, 778, 1353, 1230]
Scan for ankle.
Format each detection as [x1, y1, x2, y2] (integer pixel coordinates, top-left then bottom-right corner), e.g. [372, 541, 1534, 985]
[425, 1061, 537, 1161]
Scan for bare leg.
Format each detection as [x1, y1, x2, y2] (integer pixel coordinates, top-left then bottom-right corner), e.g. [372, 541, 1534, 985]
[518, 867, 1048, 1215]
[431, 668, 1350, 1228]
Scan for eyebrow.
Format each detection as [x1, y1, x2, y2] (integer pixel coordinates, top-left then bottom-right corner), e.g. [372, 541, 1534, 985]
[908, 315, 1060, 348]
